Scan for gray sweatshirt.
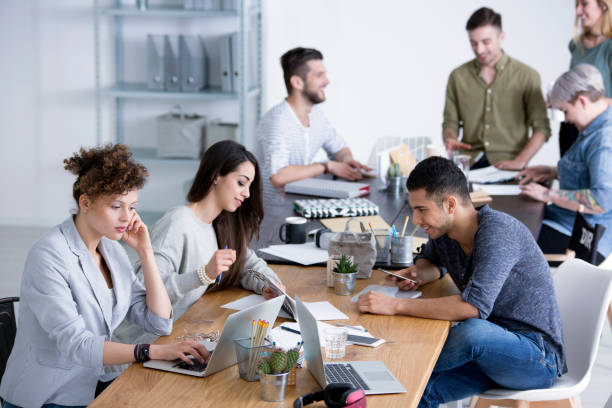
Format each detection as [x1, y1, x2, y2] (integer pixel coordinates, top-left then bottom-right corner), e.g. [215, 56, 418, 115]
[112, 206, 280, 345]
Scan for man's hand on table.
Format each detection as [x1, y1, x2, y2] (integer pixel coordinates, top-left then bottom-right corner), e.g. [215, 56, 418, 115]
[357, 291, 400, 315]
[494, 158, 526, 170]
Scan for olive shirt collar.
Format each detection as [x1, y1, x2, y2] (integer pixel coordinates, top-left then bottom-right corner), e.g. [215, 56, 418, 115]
[469, 50, 510, 81]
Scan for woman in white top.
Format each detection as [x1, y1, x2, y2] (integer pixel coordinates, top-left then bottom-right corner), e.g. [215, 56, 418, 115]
[0, 144, 209, 408]
[113, 140, 284, 346]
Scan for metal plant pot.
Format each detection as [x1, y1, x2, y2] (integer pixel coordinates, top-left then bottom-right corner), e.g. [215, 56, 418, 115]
[259, 370, 289, 402]
[333, 272, 357, 295]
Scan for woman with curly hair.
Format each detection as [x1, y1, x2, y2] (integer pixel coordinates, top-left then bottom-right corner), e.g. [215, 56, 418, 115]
[0, 144, 209, 408]
[113, 140, 284, 348]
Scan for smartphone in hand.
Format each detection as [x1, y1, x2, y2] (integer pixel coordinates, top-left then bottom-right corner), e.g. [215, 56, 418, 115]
[378, 268, 418, 284]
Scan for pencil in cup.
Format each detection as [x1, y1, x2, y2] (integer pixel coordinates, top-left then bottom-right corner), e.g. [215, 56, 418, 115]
[246, 319, 269, 380]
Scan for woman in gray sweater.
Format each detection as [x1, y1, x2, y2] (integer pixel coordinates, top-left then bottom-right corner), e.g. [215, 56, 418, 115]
[113, 141, 283, 347]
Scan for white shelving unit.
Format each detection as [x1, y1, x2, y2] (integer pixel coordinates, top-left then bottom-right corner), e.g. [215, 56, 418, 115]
[93, 0, 262, 221]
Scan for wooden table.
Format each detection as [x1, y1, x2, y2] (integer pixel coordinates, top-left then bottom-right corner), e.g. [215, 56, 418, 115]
[91, 267, 459, 408]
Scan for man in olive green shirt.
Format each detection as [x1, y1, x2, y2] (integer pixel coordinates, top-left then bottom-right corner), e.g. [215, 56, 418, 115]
[443, 7, 550, 170]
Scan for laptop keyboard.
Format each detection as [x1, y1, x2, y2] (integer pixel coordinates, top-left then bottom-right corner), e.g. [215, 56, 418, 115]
[173, 356, 208, 372]
[325, 363, 370, 390]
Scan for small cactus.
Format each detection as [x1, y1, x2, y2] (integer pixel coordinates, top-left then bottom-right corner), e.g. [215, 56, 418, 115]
[285, 348, 299, 372]
[387, 162, 401, 178]
[269, 350, 288, 374]
[333, 254, 357, 274]
[258, 347, 300, 375]
[258, 359, 271, 375]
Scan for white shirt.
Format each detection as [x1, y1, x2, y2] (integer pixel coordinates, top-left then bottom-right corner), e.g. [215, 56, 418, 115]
[256, 100, 346, 195]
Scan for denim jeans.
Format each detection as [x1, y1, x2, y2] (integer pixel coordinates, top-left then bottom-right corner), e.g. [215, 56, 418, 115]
[418, 318, 559, 408]
[3, 403, 85, 408]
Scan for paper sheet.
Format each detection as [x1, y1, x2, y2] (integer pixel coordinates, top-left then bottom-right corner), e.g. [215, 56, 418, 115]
[270, 321, 375, 350]
[473, 183, 521, 196]
[321, 215, 390, 232]
[469, 166, 519, 184]
[221, 296, 348, 321]
[258, 242, 328, 265]
[350, 285, 422, 302]
[303, 301, 349, 320]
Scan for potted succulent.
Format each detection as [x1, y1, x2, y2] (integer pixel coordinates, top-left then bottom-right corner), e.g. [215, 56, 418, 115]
[258, 348, 300, 401]
[387, 162, 403, 195]
[332, 254, 358, 295]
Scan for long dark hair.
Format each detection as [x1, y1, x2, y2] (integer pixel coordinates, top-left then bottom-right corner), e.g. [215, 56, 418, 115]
[187, 140, 263, 290]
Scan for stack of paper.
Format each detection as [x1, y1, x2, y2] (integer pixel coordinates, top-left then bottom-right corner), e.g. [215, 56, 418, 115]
[258, 242, 328, 265]
[350, 285, 422, 303]
[472, 183, 521, 196]
[469, 166, 519, 184]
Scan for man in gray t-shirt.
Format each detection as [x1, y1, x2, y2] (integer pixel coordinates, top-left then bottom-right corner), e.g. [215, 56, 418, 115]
[358, 157, 566, 408]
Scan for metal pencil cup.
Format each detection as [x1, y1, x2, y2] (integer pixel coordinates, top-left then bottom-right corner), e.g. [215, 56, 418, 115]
[387, 176, 403, 195]
[374, 229, 391, 263]
[390, 236, 413, 265]
[233, 337, 272, 381]
[259, 371, 290, 401]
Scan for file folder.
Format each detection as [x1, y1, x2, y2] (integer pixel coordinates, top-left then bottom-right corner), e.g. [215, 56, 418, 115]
[164, 35, 180, 92]
[230, 32, 240, 92]
[219, 34, 232, 92]
[179, 35, 206, 92]
[147, 34, 165, 91]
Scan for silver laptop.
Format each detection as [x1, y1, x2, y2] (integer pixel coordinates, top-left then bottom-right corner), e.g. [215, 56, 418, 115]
[144, 295, 285, 377]
[295, 296, 406, 395]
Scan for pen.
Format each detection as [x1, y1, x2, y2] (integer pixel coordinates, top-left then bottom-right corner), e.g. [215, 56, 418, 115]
[335, 323, 368, 333]
[280, 326, 301, 335]
[217, 245, 228, 284]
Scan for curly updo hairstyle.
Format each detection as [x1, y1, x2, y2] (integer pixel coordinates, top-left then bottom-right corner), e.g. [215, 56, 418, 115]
[63, 144, 149, 206]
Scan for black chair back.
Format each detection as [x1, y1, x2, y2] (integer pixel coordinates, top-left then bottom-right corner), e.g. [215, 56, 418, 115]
[569, 213, 606, 265]
[0, 297, 19, 385]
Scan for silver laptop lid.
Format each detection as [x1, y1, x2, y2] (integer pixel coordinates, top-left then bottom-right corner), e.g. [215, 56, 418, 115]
[295, 295, 327, 387]
[204, 294, 285, 376]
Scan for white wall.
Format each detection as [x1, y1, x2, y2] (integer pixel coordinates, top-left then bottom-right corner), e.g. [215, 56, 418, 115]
[262, 0, 574, 164]
[0, 0, 574, 226]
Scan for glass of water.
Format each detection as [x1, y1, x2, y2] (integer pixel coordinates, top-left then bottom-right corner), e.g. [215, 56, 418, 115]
[453, 154, 471, 183]
[324, 326, 348, 359]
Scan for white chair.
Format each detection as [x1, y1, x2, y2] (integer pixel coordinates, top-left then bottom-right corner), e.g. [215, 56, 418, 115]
[470, 259, 612, 408]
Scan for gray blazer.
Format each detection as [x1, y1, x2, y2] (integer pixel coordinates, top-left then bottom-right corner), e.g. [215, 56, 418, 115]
[0, 217, 172, 407]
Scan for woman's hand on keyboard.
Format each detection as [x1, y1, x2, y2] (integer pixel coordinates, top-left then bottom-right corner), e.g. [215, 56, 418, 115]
[151, 340, 210, 365]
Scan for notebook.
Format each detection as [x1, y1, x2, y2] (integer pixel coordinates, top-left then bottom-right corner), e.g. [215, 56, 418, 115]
[295, 296, 406, 395]
[143, 295, 284, 377]
[284, 178, 370, 198]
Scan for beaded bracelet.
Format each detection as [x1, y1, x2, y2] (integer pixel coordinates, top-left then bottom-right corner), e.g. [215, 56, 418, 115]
[134, 344, 151, 363]
[197, 265, 216, 285]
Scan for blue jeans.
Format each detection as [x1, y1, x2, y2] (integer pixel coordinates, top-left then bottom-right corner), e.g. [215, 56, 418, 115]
[418, 318, 559, 408]
[3, 403, 85, 408]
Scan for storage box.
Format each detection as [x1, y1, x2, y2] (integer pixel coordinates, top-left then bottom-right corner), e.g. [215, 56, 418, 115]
[157, 108, 207, 158]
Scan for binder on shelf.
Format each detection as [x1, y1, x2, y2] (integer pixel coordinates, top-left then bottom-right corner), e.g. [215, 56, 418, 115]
[147, 34, 165, 91]
[179, 35, 207, 92]
[230, 32, 240, 93]
[219, 34, 233, 92]
[164, 35, 180, 92]
[222, 0, 237, 10]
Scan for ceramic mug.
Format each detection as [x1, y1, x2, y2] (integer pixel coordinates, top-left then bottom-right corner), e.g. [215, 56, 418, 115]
[279, 217, 307, 244]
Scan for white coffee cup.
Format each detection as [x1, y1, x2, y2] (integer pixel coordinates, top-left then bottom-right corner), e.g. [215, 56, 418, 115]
[426, 144, 447, 158]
